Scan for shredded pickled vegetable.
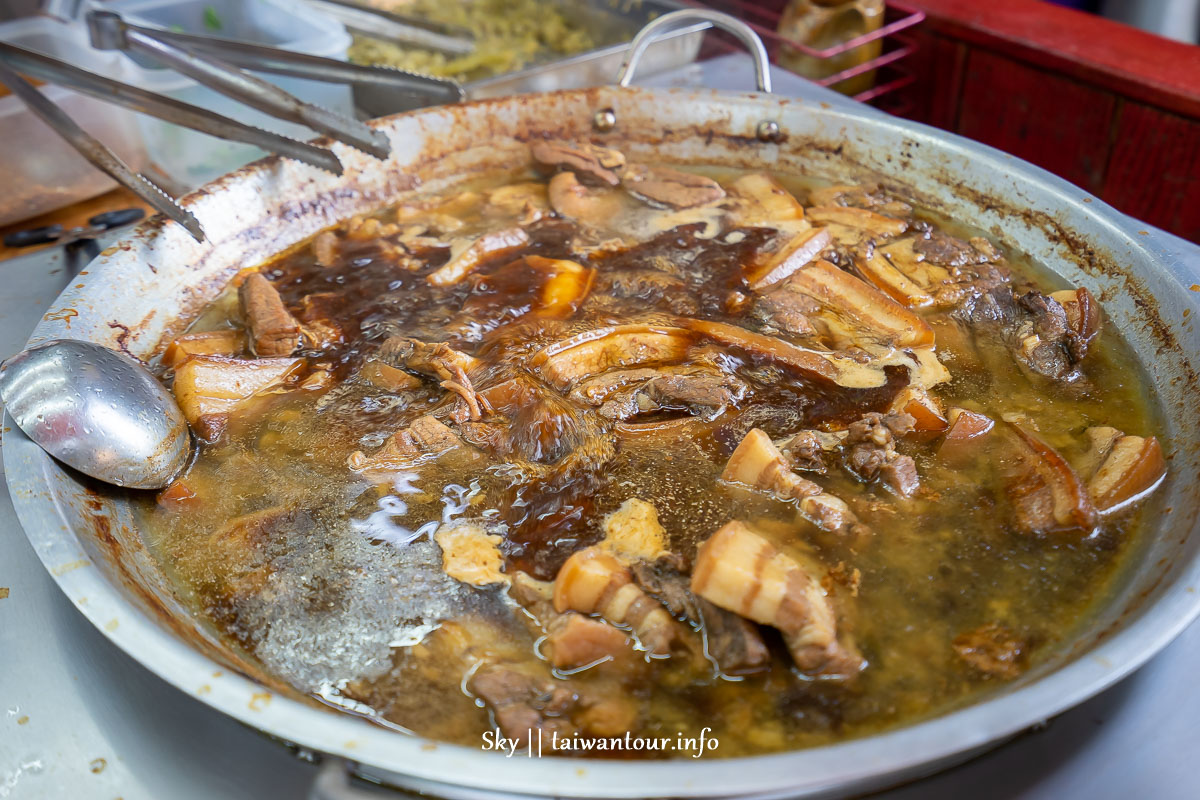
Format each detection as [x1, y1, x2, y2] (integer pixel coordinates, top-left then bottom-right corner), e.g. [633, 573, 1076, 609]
[348, 0, 600, 81]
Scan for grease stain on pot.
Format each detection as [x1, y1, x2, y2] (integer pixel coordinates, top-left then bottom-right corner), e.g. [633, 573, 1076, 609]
[104, 618, 119, 632]
[0, 587, 9, 599]
[43, 308, 78, 325]
[248, 692, 272, 711]
[89, 758, 106, 774]
[52, 559, 89, 576]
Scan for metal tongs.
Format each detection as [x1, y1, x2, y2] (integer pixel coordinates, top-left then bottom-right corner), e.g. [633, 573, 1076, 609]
[0, 10, 466, 243]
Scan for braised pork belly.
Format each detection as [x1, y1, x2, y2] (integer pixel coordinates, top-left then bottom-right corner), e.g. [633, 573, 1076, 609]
[144, 143, 1166, 757]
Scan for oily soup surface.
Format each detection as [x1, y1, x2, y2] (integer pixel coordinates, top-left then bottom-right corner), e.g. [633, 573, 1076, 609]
[137, 157, 1165, 757]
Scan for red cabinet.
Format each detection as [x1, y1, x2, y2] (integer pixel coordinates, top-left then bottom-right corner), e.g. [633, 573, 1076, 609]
[897, 0, 1200, 241]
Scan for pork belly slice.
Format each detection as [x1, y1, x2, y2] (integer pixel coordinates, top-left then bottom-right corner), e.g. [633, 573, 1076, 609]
[722, 428, 822, 502]
[553, 548, 690, 658]
[722, 428, 866, 535]
[581, 498, 767, 673]
[529, 324, 696, 390]
[757, 258, 935, 348]
[425, 226, 530, 287]
[806, 205, 908, 250]
[856, 236, 1011, 310]
[742, 227, 831, 290]
[680, 319, 839, 382]
[725, 172, 805, 228]
[937, 408, 995, 466]
[510, 573, 634, 671]
[1004, 422, 1098, 535]
[547, 613, 633, 670]
[689, 315, 938, 392]
[1078, 427, 1167, 514]
[239, 272, 302, 357]
[691, 521, 863, 678]
[172, 355, 303, 439]
[164, 329, 245, 368]
[547, 172, 626, 228]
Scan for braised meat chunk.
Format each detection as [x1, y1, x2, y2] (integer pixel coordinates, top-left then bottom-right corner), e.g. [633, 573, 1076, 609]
[630, 557, 770, 675]
[621, 164, 725, 209]
[239, 273, 302, 357]
[470, 666, 577, 746]
[553, 548, 690, 657]
[841, 412, 920, 496]
[531, 141, 626, 186]
[692, 521, 863, 678]
[953, 623, 1028, 679]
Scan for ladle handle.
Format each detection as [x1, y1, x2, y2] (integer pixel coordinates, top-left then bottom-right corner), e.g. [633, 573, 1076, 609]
[616, 9, 773, 93]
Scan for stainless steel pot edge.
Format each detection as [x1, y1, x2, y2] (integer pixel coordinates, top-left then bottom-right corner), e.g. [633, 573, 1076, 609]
[5, 85, 1200, 800]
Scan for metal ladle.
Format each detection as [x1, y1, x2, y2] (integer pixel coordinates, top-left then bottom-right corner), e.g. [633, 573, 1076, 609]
[0, 339, 190, 489]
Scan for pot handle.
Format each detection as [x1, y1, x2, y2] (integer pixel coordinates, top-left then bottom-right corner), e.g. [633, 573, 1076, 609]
[616, 9, 773, 94]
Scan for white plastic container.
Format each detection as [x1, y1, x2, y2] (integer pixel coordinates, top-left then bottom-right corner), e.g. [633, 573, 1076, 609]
[0, 16, 149, 226]
[106, 0, 354, 189]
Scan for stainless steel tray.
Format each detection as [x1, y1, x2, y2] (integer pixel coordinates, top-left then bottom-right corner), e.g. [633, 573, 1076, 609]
[354, 0, 707, 115]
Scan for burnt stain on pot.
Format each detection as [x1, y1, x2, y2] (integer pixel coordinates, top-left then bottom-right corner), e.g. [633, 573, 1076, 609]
[106, 322, 134, 357]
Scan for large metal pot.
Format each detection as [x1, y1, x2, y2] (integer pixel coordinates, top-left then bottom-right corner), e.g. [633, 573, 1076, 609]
[6, 13, 1200, 800]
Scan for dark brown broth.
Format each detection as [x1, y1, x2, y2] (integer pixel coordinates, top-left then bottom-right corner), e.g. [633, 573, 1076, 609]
[137, 168, 1164, 757]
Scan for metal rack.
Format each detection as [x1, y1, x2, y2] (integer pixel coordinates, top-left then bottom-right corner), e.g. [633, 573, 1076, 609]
[684, 0, 924, 109]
